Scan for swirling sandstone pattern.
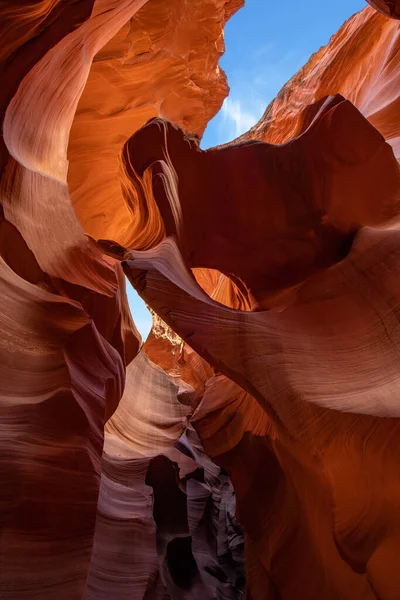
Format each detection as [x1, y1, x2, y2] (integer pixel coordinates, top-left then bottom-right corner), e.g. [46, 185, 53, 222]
[1, 1, 400, 600]
[87, 351, 244, 599]
[68, 0, 243, 245]
[0, 0, 242, 598]
[117, 9, 400, 598]
[0, 2, 149, 597]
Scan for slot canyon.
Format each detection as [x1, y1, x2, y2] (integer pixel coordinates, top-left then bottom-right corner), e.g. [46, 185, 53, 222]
[0, 0, 400, 598]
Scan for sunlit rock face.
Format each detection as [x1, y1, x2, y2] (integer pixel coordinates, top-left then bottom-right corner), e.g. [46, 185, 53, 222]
[238, 8, 400, 159]
[68, 0, 243, 245]
[0, 0, 243, 598]
[117, 7, 400, 600]
[1, 1, 400, 600]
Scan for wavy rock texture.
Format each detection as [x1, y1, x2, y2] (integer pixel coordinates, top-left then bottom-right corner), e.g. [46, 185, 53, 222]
[0, 0, 243, 598]
[68, 0, 243, 245]
[122, 150, 400, 599]
[0, 1, 144, 598]
[2, 1, 400, 600]
[115, 9, 400, 598]
[87, 351, 245, 599]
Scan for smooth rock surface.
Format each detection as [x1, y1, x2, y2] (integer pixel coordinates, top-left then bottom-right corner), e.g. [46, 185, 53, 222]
[1, 1, 400, 599]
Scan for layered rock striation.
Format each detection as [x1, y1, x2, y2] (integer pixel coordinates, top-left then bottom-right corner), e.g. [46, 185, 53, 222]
[1, 1, 400, 599]
[0, 0, 243, 598]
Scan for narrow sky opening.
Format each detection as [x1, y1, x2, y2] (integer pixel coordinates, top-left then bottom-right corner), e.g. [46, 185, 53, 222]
[126, 278, 153, 341]
[201, 0, 366, 149]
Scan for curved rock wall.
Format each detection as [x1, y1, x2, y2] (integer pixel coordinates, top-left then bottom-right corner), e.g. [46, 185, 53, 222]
[0, 2, 143, 598]
[0, 0, 242, 598]
[88, 351, 244, 599]
[115, 8, 400, 598]
[68, 0, 243, 245]
[1, 1, 400, 599]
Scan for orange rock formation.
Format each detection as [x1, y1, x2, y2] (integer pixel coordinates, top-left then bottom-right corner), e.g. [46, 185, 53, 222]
[1, 1, 400, 599]
[68, 0, 243, 245]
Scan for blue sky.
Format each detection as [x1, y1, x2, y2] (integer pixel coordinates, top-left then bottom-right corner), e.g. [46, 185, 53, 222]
[202, 0, 366, 147]
[127, 0, 366, 338]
